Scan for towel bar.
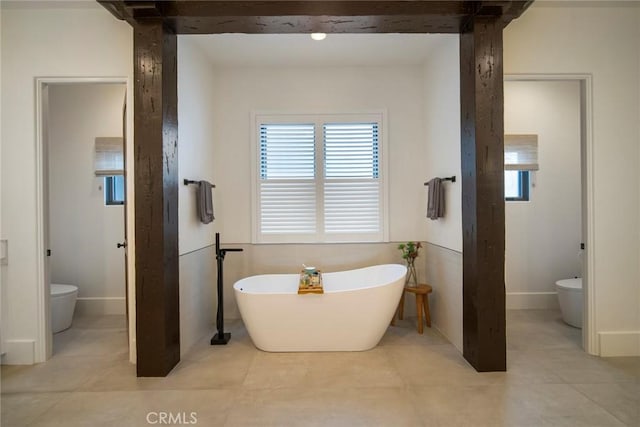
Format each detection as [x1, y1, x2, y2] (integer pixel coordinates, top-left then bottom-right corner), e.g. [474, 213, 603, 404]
[184, 179, 215, 187]
[424, 176, 456, 186]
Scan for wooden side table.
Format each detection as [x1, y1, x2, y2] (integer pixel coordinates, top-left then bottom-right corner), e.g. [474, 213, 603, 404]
[392, 284, 432, 334]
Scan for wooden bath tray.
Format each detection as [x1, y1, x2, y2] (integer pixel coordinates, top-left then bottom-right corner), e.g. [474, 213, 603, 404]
[298, 270, 324, 294]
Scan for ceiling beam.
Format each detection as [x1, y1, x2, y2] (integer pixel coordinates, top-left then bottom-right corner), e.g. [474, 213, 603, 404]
[98, 1, 533, 34]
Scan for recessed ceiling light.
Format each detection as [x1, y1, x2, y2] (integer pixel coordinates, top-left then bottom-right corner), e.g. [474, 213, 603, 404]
[310, 33, 327, 41]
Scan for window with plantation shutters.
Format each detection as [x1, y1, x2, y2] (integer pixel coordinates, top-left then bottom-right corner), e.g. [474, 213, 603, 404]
[259, 123, 317, 236]
[323, 123, 380, 234]
[254, 113, 386, 243]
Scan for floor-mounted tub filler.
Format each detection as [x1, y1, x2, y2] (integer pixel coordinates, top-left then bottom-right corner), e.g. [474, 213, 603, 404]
[234, 264, 407, 352]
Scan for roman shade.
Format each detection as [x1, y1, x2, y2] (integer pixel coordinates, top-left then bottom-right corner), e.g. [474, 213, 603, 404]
[504, 134, 539, 171]
[94, 137, 124, 176]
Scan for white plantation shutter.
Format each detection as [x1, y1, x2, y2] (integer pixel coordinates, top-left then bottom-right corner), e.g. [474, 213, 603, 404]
[260, 124, 315, 179]
[324, 123, 379, 179]
[255, 115, 385, 243]
[324, 181, 380, 233]
[323, 123, 381, 237]
[259, 182, 316, 233]
[259, 124, 316, 236]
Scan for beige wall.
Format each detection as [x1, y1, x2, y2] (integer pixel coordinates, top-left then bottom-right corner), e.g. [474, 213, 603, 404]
[2, 2, 637, 364]
[505, 3, 640, 356]
[177, 37, 218, 356]
[48, 84, 127, 315]
[205, 62, 431, 324]
[504, 80, 582, 309]
[220, 243, 425, 320]
[209, 64, 428, 244]
[421, 35, 463, 351]
[1, 5, 133, 364]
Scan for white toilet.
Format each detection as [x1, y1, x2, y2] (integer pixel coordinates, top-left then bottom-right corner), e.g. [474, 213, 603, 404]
[555, 278, 582, 328]
[51, 283, 78, 333]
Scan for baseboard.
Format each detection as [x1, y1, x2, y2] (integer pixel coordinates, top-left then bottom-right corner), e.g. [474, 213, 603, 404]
[75, 297, 126, 316]
[506, 291, 559, 310]
[432, 322, 463, 353]
[598, 331, 640, 357]
[0, 339, 35, 365]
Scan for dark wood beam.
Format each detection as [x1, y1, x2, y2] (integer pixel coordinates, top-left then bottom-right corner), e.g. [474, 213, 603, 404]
[168, 14, 464, 34]
[498, 0, 535, 24]
[99, 1, 533, 34]
[459, 16, 506, 372]
[160, 1, 469, 34]
[133, 18, 180, 377]
[96, 0, 534, 376]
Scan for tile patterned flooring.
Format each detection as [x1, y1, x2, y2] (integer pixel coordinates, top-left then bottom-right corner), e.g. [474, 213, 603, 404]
[1, 310, 638, 426]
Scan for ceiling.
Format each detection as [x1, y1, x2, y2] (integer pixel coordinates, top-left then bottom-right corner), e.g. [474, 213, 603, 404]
[185, 33, 454, 68]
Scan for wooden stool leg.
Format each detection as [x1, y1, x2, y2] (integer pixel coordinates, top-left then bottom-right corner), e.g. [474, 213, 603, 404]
[391, 300, 399, 326]
[398, 291, 406, 320]
[416, 294, 424, 334]
[423, 293, 431, 327]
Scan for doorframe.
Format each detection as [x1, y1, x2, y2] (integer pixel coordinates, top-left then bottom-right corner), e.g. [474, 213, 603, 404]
[34, 76, 136, 363]
[504, 73, 597, 355]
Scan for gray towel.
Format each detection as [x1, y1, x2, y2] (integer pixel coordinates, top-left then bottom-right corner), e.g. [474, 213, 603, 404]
[197, 180, 214, 224]
[427, 178, 445, 220]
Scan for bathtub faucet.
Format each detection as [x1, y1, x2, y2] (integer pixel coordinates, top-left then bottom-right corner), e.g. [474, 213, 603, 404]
[217, 247, 243, 261]
[211, 233, 243, 346]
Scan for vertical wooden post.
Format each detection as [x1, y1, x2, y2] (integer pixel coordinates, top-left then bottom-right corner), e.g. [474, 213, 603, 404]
[133, 19, 180, 376]
[459, 16, 506, 372]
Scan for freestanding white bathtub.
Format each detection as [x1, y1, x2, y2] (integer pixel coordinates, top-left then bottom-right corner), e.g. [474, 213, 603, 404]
[233, 264, 407, 352]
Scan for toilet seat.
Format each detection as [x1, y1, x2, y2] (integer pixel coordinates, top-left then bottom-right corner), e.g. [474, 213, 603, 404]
[555, 278, 582, 292]
[51, 283, 78, 297]
[555, 278, 582, 328]
[50, 283, 78, 333]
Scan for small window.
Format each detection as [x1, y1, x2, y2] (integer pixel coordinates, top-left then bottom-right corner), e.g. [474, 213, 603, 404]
[105, 175, 125, 205]
[254, 113, 385, 243]
[505, 170, 529, 201]
[504, 134, 537, 203]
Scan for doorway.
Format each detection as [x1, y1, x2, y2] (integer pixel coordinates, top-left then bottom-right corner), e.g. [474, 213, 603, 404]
[35, 78, 135, 363]
[504, 75, 595, 354]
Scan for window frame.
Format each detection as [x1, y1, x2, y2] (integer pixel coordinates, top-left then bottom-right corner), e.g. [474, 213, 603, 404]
[505, 170, 530, 202]
[251, 112, 388, 244]
[104, 175, 125, 206]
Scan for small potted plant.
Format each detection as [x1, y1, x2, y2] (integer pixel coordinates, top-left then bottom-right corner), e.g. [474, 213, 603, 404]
[398, 241, 422, 286]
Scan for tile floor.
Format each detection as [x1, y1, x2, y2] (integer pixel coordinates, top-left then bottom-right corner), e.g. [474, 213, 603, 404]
[1, 310, 638, 426]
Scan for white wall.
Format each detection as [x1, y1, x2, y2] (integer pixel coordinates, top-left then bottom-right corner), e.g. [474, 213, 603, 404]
[0, 3, 4, 357]
[504, 80, 582, 309]
[421, 35, 463, 350]
[505, 3, 640, 356]
[48, 84, 126, 315]
[177, 37, 218, 356]
[0, 5, 134, 364]
[423, 35, 462, 252]
[211, 65, 428, 244]
[178, 39, 217, 256]
[206, 63, 429, 320]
